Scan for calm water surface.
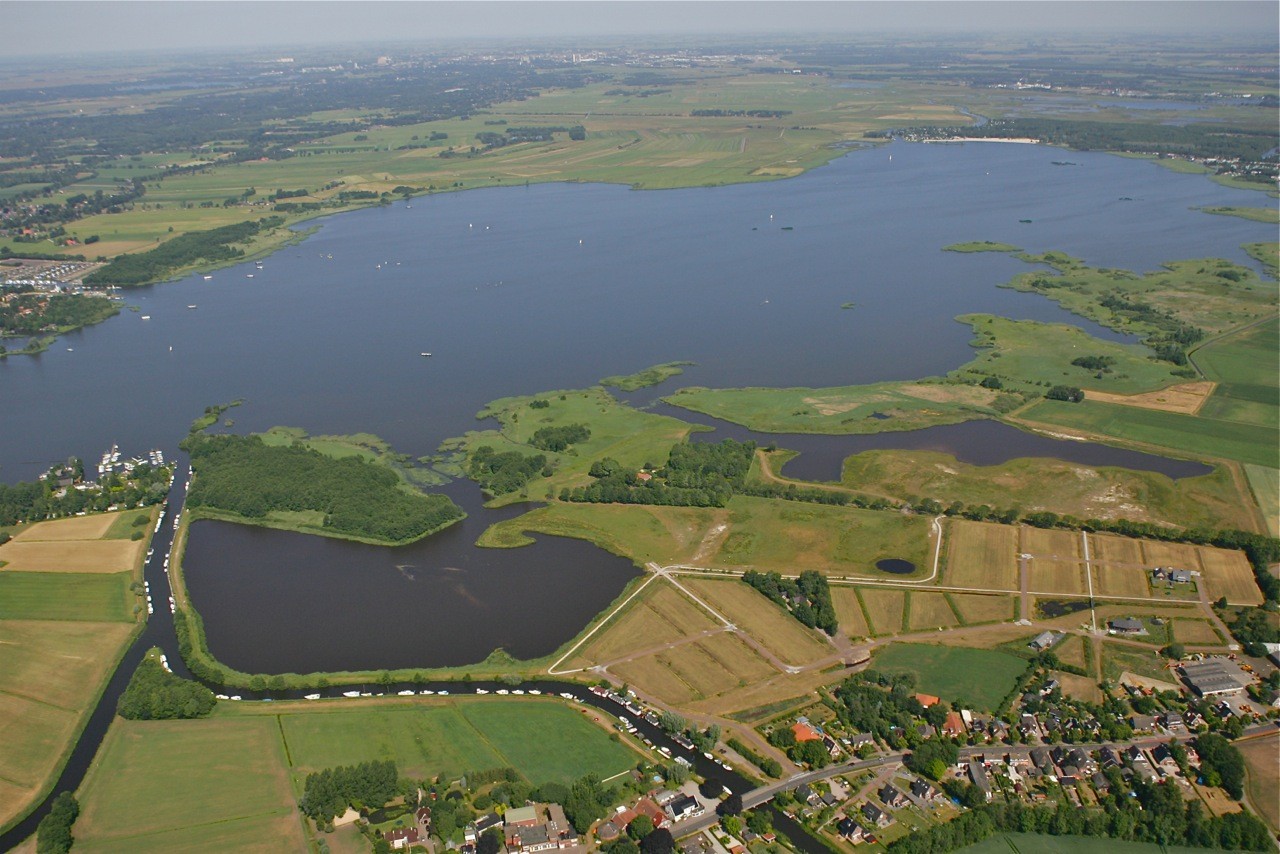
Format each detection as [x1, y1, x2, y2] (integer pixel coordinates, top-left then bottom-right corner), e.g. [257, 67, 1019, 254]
[2, 142, 1272, 672]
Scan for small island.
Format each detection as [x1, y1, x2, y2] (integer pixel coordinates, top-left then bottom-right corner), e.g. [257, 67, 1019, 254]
[943, 241, 1022, 253]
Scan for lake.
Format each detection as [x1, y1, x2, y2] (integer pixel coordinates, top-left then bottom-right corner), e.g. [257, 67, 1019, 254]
[2, 141, 1271, 673]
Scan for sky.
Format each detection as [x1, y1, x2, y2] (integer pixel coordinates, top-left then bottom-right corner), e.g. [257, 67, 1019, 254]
[6, 1, 1278, 56]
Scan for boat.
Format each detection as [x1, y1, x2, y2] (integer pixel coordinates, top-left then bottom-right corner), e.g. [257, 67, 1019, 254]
[140, 315, 150, 320]
[420, 352, 432, 357]
[245, 274, 254, 278]
[304, 693, 321, 700]
[342, 691, 361, 698]
[203, 275, 213, 280]
[187, 305, 197, 309]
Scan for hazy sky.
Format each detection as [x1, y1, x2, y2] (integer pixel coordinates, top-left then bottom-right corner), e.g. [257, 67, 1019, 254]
[7, 1, 1278, 56]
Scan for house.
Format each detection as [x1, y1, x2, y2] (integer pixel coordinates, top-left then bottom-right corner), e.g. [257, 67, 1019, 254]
[860, 802, 892, 828]
[1129, 714, 1157, 732]
[386, 828, 421, 851]
[667, 794, 702, 821]
[967, 761, 992, 800]
[1151, 744, 1181, 775]
[910, 779, 941, 803]
[836, 817, 865, 843]
[1109, 617, 1146, 635]
[915, 693, 941, 708]
[1030, 747, 1054, 774]
[1099, 747, 1122, 769]
[1029, 631, 1060, 651]
[942, 711, 966, 737]
[1160, 711, 1187, 733]
[634, 798, 668, 829]
[848, 732, 875, 750]
[680, 836, 713, 854]
[416, 806, 432, 834]
[506, 806, 541, 828]
[1091, 771, 1111, 793]
[878, 785, 908, 809]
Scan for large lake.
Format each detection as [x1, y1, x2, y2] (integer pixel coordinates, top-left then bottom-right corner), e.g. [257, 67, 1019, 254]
[3, 141, 1272, 672]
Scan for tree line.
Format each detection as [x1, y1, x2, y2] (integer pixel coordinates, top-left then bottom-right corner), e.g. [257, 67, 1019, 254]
[561, 439, 754, 508]
[84, 217, 283, 286]
[300, 760, 399, 823]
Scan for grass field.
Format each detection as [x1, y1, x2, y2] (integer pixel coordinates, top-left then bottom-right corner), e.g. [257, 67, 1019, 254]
[840, 448, 1254, 532]
[1019, 398, 1279, 468]
[1053, 635, 1089, 670]
[74, 718, 306, 853]
[0, 539, 141, 574]
[952, 314, 1189, 395]
[680, 577, 833, 666]
[1238, 734, 1280, 834]
[858, 587, 908, 635]
[0, 571, 133, 622]
[1196, 546, 1263, 605]
[1171, 619, 1224, 646]
[11, 513, 121, 542]
[613, 633, 778, 706]
[1088, 561, 1150, 599]
[944, 520, 1019, 591]
[1031, 560, 1089, 596]
[707, 497, 932, 578]
[1089, 534, 1144, 567]
[960, 832, 1208, 854]
[665, 380, 1015, 435]
[1195, 318, 1279, 429]
[872, 643, 1028, 711]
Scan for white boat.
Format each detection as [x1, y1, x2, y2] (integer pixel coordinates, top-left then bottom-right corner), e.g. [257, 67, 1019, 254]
[419, 690, 433, 696]
[511, 689, 524, 695]
[437, 690, 449, 695]
[187, 305, 197, 309]
[397, 690, 415, 696]
[215, 694, 230, 700]
[229, 695, 241, 701]
[203, 275, 213, 280]
[304, 693, 321, 700]
[421, 352, 432, 357]
[342, 690, 361, 698]
[245, 274, 254, 278]
[475, 689, 489, 695]
[140, 315, 150, 320]
[528, 689, 541, 695]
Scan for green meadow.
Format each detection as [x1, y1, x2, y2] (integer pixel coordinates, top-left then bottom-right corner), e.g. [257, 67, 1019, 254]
[0, 571, 133, 622]
[871, 643, 1029, 712]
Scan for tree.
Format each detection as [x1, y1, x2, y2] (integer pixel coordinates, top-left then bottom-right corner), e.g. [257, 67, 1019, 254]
[699, 778, 724, 799]
[717, 793, 743, 816]
[478, 828, 503, 854]
[628, 815, 654, 840]
[36, 791, 78, 854]
[1162, 643, 1185, 660]
[1046, 385, 1085, 403]
[640, 828, 675, 854]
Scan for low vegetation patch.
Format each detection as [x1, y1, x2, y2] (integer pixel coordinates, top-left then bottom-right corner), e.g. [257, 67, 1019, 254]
[600, 361, 695, 391]
[117, 657, 216, 721]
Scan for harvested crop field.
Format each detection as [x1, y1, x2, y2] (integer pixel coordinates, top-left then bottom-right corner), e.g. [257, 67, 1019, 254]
[0, 539, 141, 574]
[948, 593, 1015, 624]
[10, 513, 119, 542]
[908, 592, 961, 631]
[1089, 533, 1145, 567]
[859, 587, 907, 635]
[1021, 527, 1081, 561]
[831, 587, 872, 638]
[680, 578, 831, 666]
[1030, 560, 1088, 595]
[575, 579, 721, 666]
[1196, 546, 1262, 605]
[1084, 381, 1216, 415]
[1172, 619, 1223, 646]
[944, 520, 1018, 590]
[1139, 540, 1201, 569]
[1090, 563, 1150, 599]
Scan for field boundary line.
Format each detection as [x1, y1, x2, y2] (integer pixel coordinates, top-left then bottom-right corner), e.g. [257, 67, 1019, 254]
[0, 687, 78, 715]
[547, 571, 660, 675]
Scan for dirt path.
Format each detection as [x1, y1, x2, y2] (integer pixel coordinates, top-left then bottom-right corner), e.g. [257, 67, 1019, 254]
[691, 510, 732, 563]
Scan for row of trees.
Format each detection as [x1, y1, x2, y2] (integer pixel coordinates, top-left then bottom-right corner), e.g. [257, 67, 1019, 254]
[182, 433, 464, 543]
[84, 217, 282, 286]
[116, 657, 216, 720]
[742, 569, 838, 635]
[890, 776, 1271, 852]
[35, 792, 78, 854]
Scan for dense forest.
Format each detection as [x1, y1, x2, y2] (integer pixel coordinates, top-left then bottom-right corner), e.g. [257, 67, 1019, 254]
[182, 433, 463, 543]
[742, 569, 838, 634]
[300, 760, 400, 823]
[562, 439, 754, 508]
[467, 446, 549, 495]
[84, 217, 282, 286]
[116, 657, 216, 720]
[35, 792, 78, 854]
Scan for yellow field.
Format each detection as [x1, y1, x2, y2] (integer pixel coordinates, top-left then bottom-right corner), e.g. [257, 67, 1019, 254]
[1238, 734, 1280, 834]
[944, 520, 1019, 590]
[1084, 381, 1216, 415]
[1054, 635, 1089, 670]
[831, 587, 871, 638]
[1031, 560, 1089, 595]
[0, 620, 135, 830]
[1089, 533, 1145, 567]
[693, 666, 846, 719]
[681, 578, 832, 666]
[859, 587, 907, 635]
[1022, 527, 1081, 561]
[612, 654, 699, 705]
[948, 593, 1015, 624]
[1053, 671, 1103, 704]
[908, 592, 961, 631]
[11, 513, 118, 541]
[1172, 619, 1224, 646]
[1197, 547, 1263, 605]
[624, 633, 779, 703]
[0, 539, 141, 573]
[575, 580, 721, 666]
[1090, 562, 1151, 598]
[1139, 540, 1202, 569]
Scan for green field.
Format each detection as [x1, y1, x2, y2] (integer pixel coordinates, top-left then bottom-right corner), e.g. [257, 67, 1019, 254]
[0, 571, 133, 622]
[961, 832, 1208, 854]
[600, 361, 696, 391]
[102, 511, 151, 540]
[279, 699, 634, 784]
[74, 717, 306, 853]
[1019, 398, 1279, 467]
[1194, 317, 1280, 428]
[872, 643, 1029, 712]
